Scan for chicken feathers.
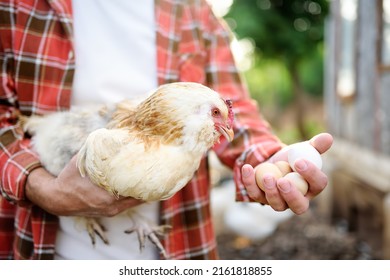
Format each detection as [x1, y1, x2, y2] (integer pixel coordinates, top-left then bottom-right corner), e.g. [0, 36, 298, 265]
[21, 82, 235, 259]
[77, 82, 234, 202]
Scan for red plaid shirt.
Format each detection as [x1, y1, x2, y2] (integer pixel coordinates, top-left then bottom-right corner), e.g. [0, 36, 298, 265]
[0, 0, 283, 259]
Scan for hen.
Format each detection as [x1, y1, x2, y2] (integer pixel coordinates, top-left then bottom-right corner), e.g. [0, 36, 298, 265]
[21, 82, 234, 258]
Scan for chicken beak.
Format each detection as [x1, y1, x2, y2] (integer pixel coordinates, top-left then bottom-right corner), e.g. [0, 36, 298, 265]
[217, 125, 234, 142]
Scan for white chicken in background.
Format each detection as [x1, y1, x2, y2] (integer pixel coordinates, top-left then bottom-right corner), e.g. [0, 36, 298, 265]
[209, 151, 293, 241]
[21, 82, 235, 259]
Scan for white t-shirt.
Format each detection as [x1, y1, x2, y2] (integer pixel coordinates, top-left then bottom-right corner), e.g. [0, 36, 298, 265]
[70, 0, 157, 105]
[55, 0, 159, 260]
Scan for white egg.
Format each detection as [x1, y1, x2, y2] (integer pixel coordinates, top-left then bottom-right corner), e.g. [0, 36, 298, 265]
[287, 142, 322, 171]
[284, 172, 309, 195]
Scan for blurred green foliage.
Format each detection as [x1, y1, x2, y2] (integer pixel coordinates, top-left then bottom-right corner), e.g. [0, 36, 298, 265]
[226, 0, 328, 63]
[246, 55, 292, 108]
[299, 43, 325, 97]
[225, 0, 329, 141]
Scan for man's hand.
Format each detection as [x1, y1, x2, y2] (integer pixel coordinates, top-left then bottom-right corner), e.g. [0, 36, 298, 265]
[241, 132, 333, 214]
[26, 155, 142, 217]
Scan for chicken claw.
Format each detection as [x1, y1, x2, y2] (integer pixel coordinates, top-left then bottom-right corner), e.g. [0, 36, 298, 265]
[124, 222, 172, 259]
[85, 217, 109, 245]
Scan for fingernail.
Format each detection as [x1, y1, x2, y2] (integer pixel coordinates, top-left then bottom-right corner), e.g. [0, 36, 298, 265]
[278, 180, 291, 193]
[242, 166, 251, 178]
[295, 159, 307, 171]
[263, 175, 274, 189]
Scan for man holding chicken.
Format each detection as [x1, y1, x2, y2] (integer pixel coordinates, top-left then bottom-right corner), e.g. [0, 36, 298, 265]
[0, 0, 332, 260]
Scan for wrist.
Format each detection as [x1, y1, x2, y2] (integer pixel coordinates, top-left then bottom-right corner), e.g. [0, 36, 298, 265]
[25, 167, 57, 209]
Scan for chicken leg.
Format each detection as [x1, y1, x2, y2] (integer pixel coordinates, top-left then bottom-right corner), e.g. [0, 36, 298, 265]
[124, 212, 172, 259]
[85, 217, 110, 245]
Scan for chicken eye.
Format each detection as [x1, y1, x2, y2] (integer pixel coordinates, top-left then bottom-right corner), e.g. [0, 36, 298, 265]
[212, 108, 220, 117]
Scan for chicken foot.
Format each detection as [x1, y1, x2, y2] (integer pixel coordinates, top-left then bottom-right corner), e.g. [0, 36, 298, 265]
[83, 212, 171, 259]
[124, 218, 172, 259]
[85, 217, 110, 245]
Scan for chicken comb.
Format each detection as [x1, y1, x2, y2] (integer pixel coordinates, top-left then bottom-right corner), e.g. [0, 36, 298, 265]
[225, 99, 234, 127]
[225, 99, 233, 108]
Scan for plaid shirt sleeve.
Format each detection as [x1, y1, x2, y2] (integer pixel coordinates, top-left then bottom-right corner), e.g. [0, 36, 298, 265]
[178, 0, 284, 201]
[0, 128, 42, 203]
[0, 13, 40, 203]
[0, 0, 73, 259]
[0, 0, 73, 204]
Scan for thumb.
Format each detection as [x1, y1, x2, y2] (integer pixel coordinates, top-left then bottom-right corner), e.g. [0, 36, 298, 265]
[309, 133, 333, 154]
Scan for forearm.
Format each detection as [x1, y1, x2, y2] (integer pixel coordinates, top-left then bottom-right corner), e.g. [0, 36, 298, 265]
[25, 155, 143, 217]
[25, 166, 57, 211]
[24, 159, 98, 216]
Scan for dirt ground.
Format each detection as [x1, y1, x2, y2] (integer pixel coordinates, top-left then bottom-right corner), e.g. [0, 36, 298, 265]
[216, 203, 381, 260]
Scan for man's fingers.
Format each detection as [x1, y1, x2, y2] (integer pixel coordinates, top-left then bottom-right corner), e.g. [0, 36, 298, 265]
[277, 178, 309, 215]
[309, 132, 333, 154]
[263, 174, 288, 211]
[294, 158, 328, 199]
[241, 164, 267, 203]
